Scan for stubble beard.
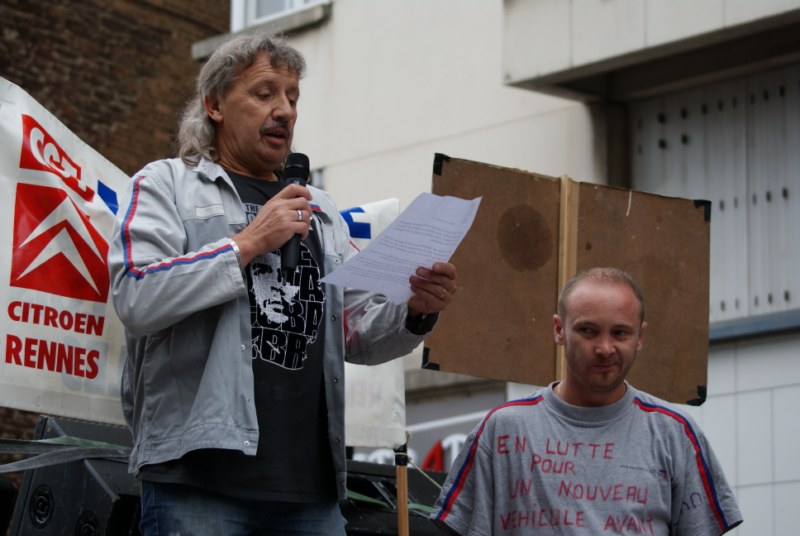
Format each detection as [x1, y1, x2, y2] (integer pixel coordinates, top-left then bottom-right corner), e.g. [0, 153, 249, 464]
[565, 344, 636, 396]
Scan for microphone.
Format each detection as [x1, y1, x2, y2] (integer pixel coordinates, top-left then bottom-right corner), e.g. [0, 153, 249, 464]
[280, 152, 310, 277]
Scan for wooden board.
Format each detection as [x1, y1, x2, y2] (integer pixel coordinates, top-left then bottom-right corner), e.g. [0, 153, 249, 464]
[423, 154, 561, 386]
[574, 181, 710, 404]
[423, 155, 711, 405]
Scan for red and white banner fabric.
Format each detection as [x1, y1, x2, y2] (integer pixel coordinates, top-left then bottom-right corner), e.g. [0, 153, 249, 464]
[0, 77, 128, 424]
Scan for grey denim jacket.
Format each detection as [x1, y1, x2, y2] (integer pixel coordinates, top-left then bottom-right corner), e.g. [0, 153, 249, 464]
[108, 157, 428, 499]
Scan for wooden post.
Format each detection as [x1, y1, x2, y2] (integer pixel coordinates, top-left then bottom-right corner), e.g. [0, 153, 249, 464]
[556, 175, 579, 380]
[395, 444, 409, 536]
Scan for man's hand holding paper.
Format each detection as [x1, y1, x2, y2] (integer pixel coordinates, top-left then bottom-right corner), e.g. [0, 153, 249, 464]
[321, 193, 481, 310]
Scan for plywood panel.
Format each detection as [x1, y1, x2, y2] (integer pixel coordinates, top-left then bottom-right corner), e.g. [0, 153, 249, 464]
[423, 155, 711, 404]
[423, 155, 561, 386]
[574, 182, 710, 404]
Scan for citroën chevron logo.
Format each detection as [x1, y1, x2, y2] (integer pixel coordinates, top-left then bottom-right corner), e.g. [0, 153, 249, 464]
[10, 183, 110, 302]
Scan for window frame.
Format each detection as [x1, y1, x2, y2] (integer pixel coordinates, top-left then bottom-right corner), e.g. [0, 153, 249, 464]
[231, 0, 331, 33]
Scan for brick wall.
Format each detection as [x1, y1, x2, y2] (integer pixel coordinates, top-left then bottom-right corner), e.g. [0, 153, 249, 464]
[0, 0, 229, 175]
[0, 0, 229, 491]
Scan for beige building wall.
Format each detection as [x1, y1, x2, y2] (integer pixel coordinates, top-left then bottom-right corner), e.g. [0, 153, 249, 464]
[289, 0, 600, 211]
[504, 0, 800, 92]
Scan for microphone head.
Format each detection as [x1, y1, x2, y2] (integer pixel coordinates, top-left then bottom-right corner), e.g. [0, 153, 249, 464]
[284, 152, 310, 181]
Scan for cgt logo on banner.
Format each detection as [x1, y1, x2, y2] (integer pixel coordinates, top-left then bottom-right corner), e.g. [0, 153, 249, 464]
[0, 77, 128, 424]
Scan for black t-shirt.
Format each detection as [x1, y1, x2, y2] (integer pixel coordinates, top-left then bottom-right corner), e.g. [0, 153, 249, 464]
[140, 171, 335, 502]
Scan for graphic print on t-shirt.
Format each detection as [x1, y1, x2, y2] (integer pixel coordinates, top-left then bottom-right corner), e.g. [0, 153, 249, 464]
[243, 202, 325, 370]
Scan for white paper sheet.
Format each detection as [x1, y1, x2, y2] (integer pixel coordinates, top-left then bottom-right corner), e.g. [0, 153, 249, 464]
[322, 193, 481, 303]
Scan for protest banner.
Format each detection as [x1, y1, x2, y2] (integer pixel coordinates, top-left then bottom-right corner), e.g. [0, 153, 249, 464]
[424, 154, 710, 405]
[0, 77, 128, 424]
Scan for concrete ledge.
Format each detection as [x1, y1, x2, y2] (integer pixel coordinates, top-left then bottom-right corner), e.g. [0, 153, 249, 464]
[191, 3, 332, 61]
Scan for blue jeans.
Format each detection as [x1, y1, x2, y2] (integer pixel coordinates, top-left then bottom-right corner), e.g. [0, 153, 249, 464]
[139, 481, 347, 535]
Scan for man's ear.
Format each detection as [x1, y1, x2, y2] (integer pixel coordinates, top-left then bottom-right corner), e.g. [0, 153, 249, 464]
[553, 314, 565, 345]
[203, 95, 222, 123]
[637, 321, 648, 351]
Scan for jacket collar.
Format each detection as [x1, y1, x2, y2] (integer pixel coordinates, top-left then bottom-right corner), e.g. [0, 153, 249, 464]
[192, 157, 229, 185]
[191, 156, 333, 223]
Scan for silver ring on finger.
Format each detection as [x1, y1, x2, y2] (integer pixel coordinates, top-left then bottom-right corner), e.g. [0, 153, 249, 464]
[296, 209, 303, 222]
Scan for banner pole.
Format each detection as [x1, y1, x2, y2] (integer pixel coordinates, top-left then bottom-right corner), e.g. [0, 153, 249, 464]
[395, 444, 409, 536]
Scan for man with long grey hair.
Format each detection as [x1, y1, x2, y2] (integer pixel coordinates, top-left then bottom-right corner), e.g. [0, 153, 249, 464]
[110, 33, 457, 535]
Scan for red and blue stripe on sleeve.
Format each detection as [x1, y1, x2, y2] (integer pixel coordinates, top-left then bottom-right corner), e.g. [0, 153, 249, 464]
[633, 397, 733, 532]
[120, 175, 233, 280]
[434, 395, 544, 524]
